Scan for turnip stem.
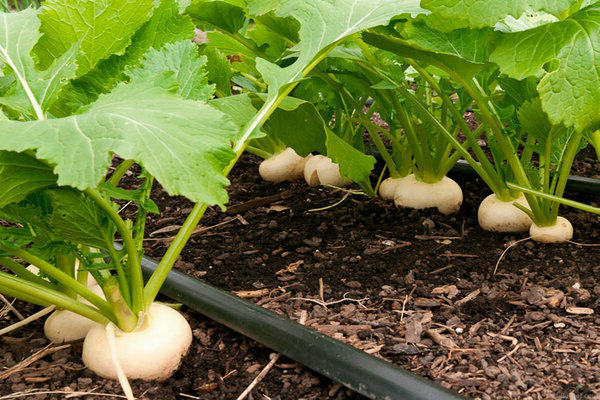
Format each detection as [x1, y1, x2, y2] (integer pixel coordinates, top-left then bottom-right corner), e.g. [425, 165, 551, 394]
[507, 181, 600, 217]
[0, 271, 111, 325]
[0, 246, 114, 318]
[56, 253, 76, 299]
[143, 202, 209, 309]
[0, 257, 54, 289]
[549, 130, 583, 221]
[108, 159, 135, 186]
[103, 277, 137, 332]
[405, 60, 507, 195]
[85, 189, 143, 315]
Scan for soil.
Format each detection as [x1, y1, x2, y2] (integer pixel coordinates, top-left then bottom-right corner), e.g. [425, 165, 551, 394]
[3, 149, 600, 400]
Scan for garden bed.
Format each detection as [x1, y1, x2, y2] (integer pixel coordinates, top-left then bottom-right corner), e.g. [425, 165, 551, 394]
[2, 153, 600, 400]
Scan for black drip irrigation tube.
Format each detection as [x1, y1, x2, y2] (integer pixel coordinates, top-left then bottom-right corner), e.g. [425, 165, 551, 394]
[451, 160, 600, 195]
[140, 257, 466, 400]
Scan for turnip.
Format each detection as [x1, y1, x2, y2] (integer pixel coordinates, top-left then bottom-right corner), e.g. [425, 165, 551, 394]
[25, 265, 106, 343]
[393, 174, 463, 215]
[304, 155, 350, 187]
[477, 193, 533, 232]
[44, 284, 105, 343]
[529, 216, 573, 243]
[258, 147, 311, 183]
[82, 302, 192, 381]
[379, 177, 408, 201]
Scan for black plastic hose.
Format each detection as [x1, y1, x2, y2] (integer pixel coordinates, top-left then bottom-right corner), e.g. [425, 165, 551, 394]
[140, 257, 466, 400]
[451, 160, 600, 195]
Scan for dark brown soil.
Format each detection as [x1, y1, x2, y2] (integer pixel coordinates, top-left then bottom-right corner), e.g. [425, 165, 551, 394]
[3, 152, 600, 400]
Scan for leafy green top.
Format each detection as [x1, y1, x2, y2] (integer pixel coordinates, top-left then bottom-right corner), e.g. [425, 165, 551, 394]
[491, 3, 600, 131]
[0, 6, 239, 207]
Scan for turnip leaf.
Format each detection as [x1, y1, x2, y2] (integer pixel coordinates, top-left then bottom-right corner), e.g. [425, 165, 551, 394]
[0, 77, 238, 206]
[325, 130, 376, 196]
[0, 9, 77, 118]
[54, 0, 195, 115]
[34, 0, 154, 75]
[257, 0, 425, 100]
[490, 4, 600, 131]
[0, 152, 57, 208]
[421, 0, 573, 30]
[47, 189, 116, 250]
[128, 40, 214, 101]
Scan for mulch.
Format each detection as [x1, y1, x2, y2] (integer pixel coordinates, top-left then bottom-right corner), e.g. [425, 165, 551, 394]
[2, 150, 600, 399]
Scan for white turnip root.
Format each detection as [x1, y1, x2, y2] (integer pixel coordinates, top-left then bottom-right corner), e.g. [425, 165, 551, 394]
[44, 284, 105, 344]
[82, 302, 192, 381]
[303, 155, 350, 187]
[379, 177, 408, 201]
[477, 193, 533, 232]
[25, 264, 104, 343]
[529, 216, 573, 243]
[259, 147, 311, 183]
[393, 174, 463, 215]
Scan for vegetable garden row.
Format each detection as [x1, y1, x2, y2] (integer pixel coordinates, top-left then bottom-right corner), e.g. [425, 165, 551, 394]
[0, 0, 599, 398]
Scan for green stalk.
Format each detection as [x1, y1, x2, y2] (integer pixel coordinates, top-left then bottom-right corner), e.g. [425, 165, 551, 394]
[104, 242, 132, 306]
[404, 61, 508, 196]
[589, 130, 600, 159]
[191, 19, 270, 60]
[362, 120, 400, 177]
[437, 122, 487, 178]
[240, 72, 268, 91]
[507, 180, 600, 216]
[103, 275, 137, 332]
[0, 271, 111, 325]
[413, 122, 437, 183]
[0, 245, 115, 319]
[84, 189, 142, 314]
[549, 130, 583, 221]
[389, 94, 429, 181]
[245, 145, 274, 160]
[56, 252, 76, 298]
[108, 159, 135, 186]
[133, 176, 154, 253]
[394, 83, 501, 193]
[0, 257, 55, 289]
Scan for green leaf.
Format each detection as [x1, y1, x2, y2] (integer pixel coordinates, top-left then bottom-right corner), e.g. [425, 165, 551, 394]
[128, 40, 214, 101]
[490, 4, 600, 131]
[400, 20, 491, 64]
[362, 31, 486, 80]
[0, 192, 58, 252]
[518, 99, 552, 145]
[421, 0, 573, 29]
[257, 0, 426, 99]
[247, 0, 281, 16]
[200, 46, 234, 97]
[34, 0, 154, 75]
[253, 11, 300, 45]
[98, 183, 159, 214]
[53, 0, 195, 114]
[325, 130, 376, 196]
[0, 76, 238, 206]
[47, 188, 116, 250]
[209, 94, 261, 139]
[186, 0, 246, 34]
[0, 9, 77, 118]
[247, 24, 288, 60]
[262, 98, 328, 156]
[0, 151, 57, 208]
